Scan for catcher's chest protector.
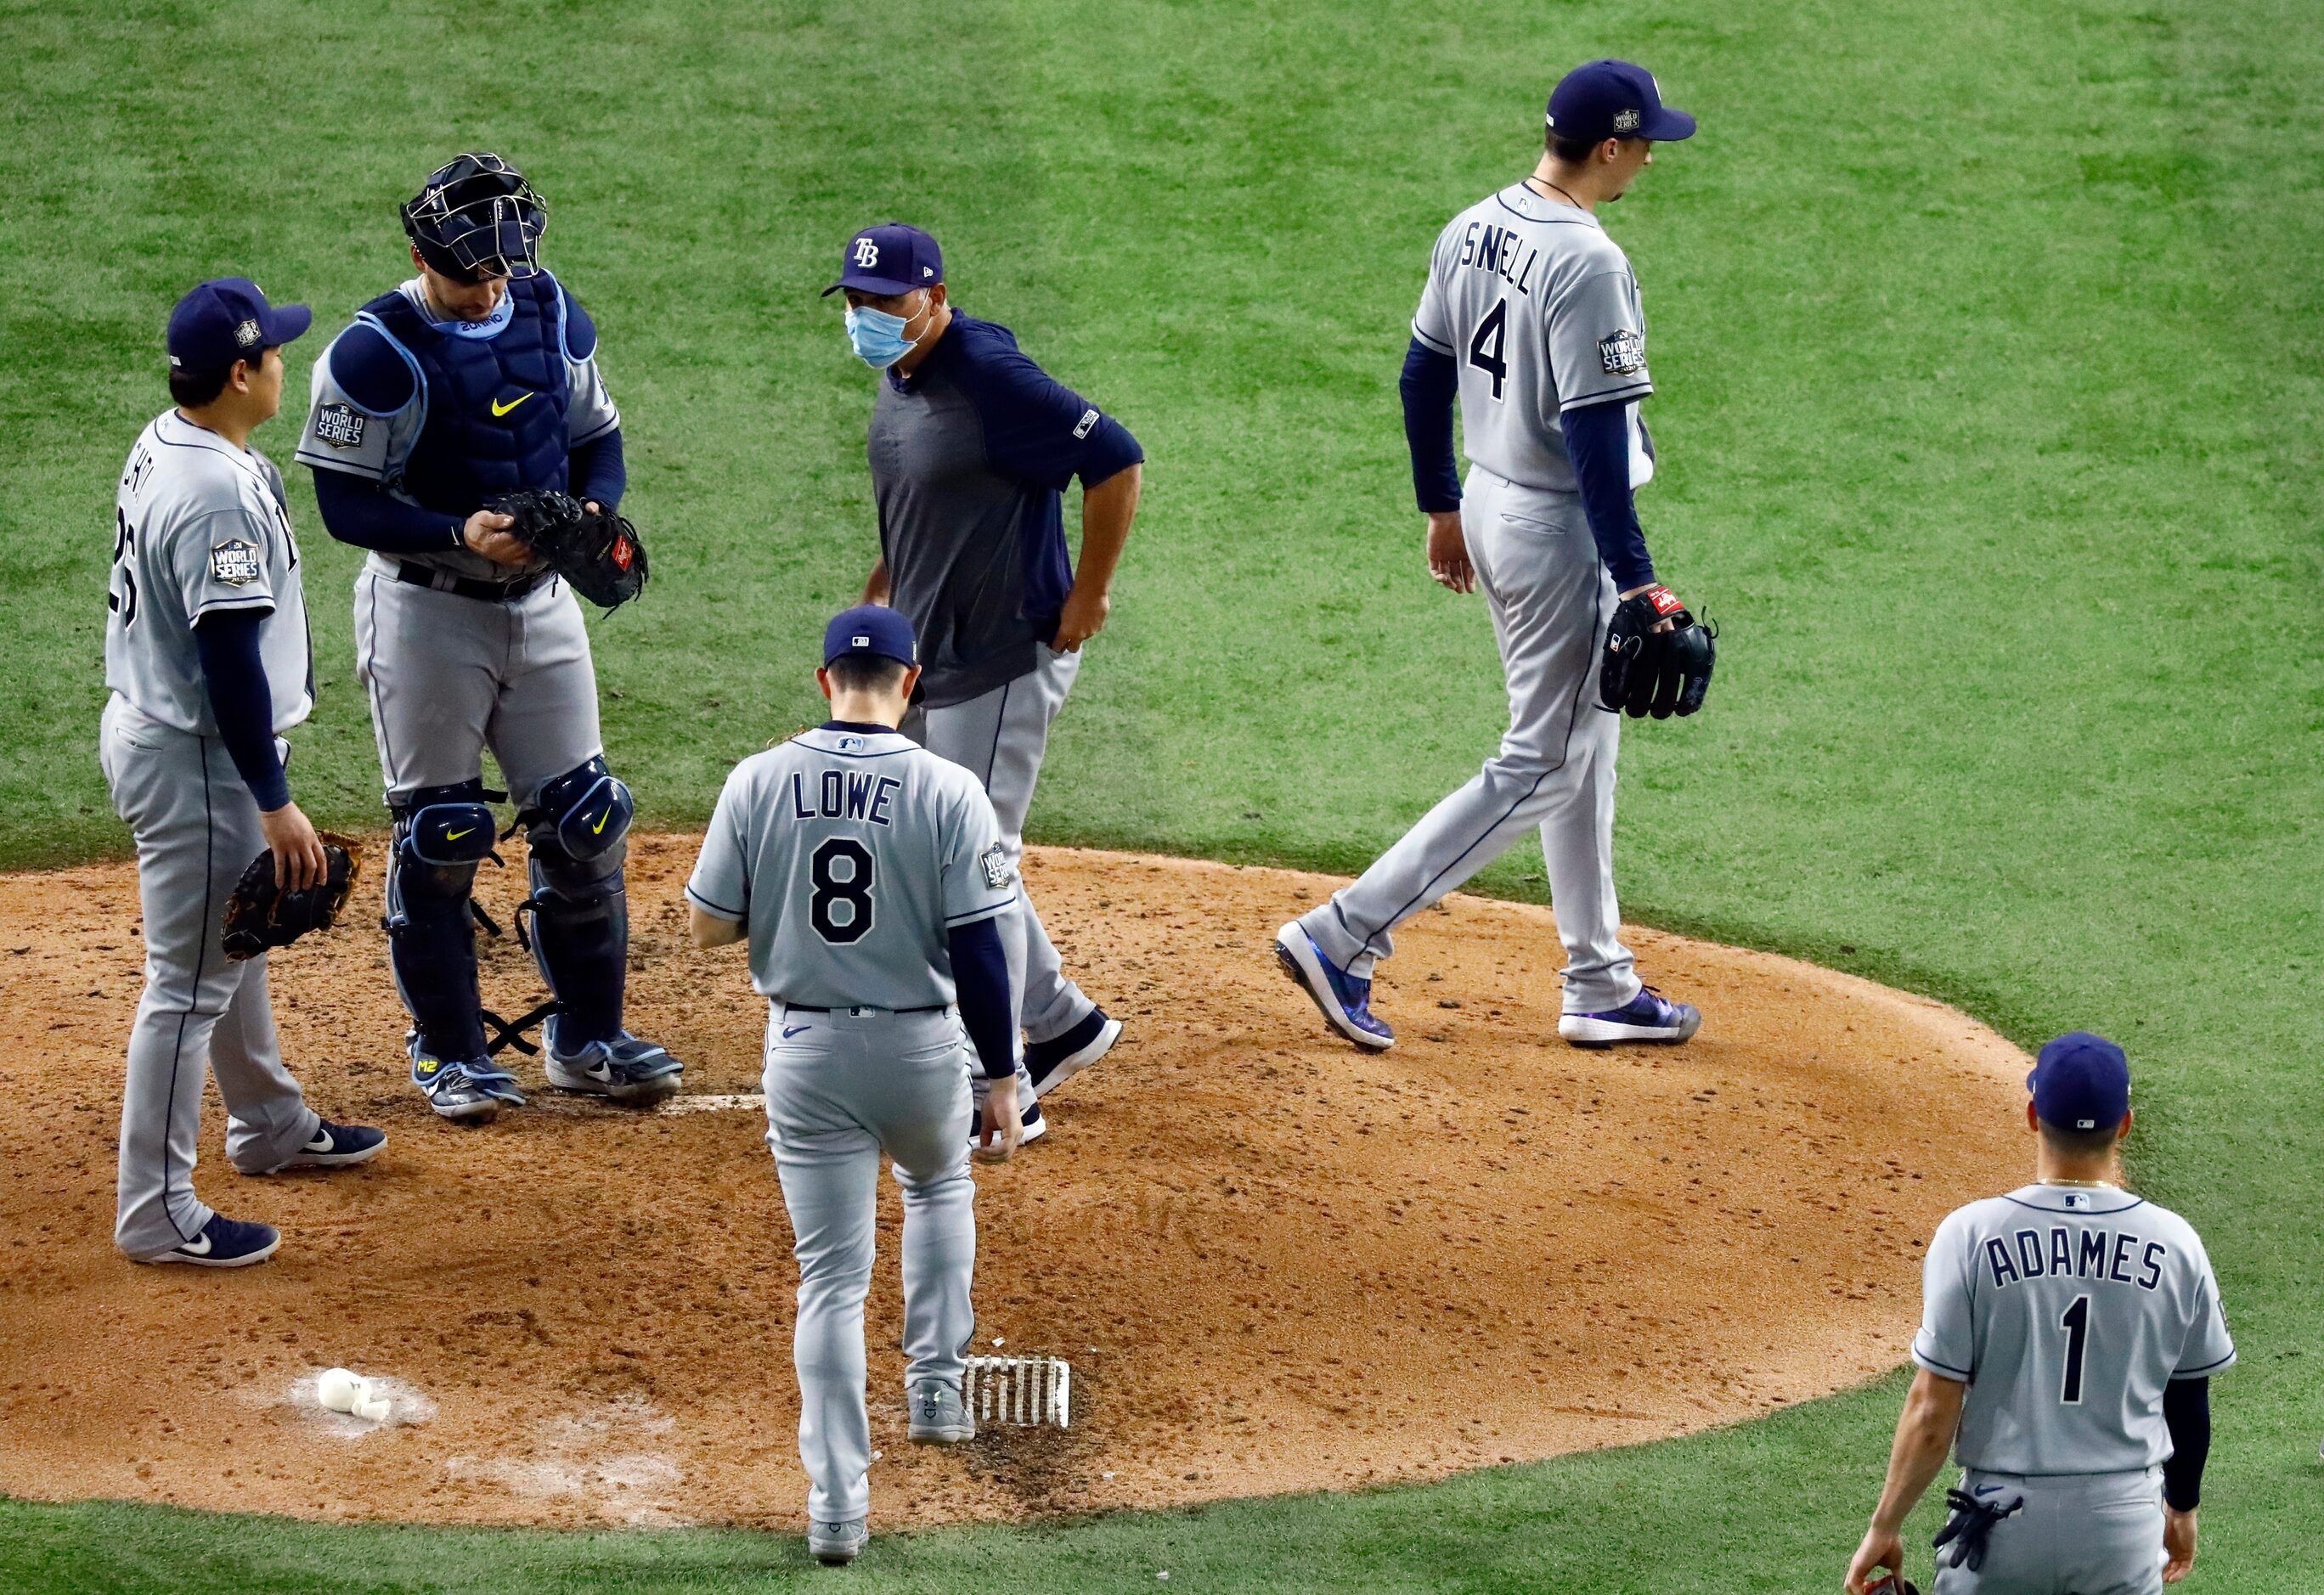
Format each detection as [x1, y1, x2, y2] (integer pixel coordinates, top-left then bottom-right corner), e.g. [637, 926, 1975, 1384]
[361, 274, 571, 513]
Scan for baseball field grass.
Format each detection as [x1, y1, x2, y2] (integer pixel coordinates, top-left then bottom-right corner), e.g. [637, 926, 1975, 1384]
[3, 0, 2320, 1587]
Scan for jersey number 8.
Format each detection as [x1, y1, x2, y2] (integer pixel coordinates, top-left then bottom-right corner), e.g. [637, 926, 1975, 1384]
[810, 837, 876, 944]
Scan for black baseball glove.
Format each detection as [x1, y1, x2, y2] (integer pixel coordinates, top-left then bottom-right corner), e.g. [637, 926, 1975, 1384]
[1599, 583, 1716, 719]
[490, 488, 649, 612]
[221, 833, 359, 961]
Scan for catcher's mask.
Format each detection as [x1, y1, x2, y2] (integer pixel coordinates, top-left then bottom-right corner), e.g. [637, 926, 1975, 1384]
[402, 153, 547, 282]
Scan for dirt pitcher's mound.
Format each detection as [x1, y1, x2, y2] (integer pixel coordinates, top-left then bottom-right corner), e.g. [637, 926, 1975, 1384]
[0, 840, 2025, 1530]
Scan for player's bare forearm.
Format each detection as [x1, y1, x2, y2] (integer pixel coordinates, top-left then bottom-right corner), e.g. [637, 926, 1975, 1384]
[1874, 1369, 1965, 1530]
[860, 556, 890, 606]
[688, 904, 745, 950]
[1055, 464, 1140, 650]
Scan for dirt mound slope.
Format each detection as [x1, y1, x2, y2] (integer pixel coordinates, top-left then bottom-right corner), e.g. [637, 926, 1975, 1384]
[0, 838, 2024, 1528]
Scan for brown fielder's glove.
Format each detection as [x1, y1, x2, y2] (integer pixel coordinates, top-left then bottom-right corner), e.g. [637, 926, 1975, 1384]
[221, 833, 359, 961]
[489, 487, 649, 612]
[1599, 583, 1717, 719]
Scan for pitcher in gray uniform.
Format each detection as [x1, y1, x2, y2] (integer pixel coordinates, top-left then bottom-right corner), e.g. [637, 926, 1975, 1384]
[826, 223, 1145, 1141]
[299, 153, 679, 1123]
[102, 279, 386, 1269]
[686, 606, 1021, 1566]
[1845, 1034, 2232, 1594]
[1274, 61, 1706, 1052]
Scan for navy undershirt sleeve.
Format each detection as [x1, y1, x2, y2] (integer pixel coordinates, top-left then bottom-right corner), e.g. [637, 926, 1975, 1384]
[946, 916, 1016, 1080]
[312, 468, 465, 555]
[960, 327, 1144, 492]
[192, 609, 290, 811]
[1400, 336, 1462, 513]
[2161, 1377, 2210, 1511]
[1559, 398, 1656, 592]
[570, 427, 627, 510]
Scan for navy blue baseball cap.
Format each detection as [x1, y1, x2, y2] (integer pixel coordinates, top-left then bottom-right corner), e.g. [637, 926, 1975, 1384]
[822, 223, 943, 298]
[823, 604, 918, 668]
[2027, 1031, 2132, 1132]
[166, 278, 311, 374]
[1547, 60, 1696, 144]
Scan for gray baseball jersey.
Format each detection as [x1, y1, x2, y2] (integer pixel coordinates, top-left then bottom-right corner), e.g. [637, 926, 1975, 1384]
[1413, 183, 1656, 495]
[685, 724, 1017, 1008]
[293, 277, 618, 583]
[105, 410, 313, 736]
[1912, 1184, 2235, 1475]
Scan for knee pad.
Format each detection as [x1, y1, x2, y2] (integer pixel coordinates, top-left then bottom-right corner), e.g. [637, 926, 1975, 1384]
[387, 780, 501, 921]
[522, 757, 633, 893]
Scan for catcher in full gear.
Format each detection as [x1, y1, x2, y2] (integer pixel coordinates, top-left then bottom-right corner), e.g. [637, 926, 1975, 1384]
[296, 152, 680, 1123]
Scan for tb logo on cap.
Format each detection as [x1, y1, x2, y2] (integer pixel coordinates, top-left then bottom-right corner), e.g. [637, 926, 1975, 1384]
[853, 237, 880, 268]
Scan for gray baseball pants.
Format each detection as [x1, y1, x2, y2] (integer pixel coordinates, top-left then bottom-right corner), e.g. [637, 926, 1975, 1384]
[764, 1004, 978, 1526]
[352, 555, 603, 806]
[1932, 1468, 2167, 1595]
[904, 645, 1094, 1050]
[1297, 466, 1639, 1013]
[99, 694, 322, 1259]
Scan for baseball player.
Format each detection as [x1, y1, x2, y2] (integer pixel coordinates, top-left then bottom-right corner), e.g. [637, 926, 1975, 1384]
[102, 279, 386, 1268]
[685, 605, 1020, 1566]
[828, 223, 1145, 1141]
[298, 153, 679, 1122]
[1844, 1034, 2232, 1593]
[1275, 60, 1706, 1051]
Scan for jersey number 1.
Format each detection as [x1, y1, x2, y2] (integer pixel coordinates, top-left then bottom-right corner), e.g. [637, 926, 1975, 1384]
[1468, 298, 1509, 402]
[810, 837, 875, 944]
[2059, 1294, 2090, 1404]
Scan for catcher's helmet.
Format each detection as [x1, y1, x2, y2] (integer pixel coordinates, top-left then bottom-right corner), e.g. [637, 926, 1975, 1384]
[402, 153, 547, 281]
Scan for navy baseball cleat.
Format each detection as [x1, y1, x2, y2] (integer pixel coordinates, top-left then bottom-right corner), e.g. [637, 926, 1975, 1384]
[1274, 921, 1395, 1051]
[408, 1032, 527, 1123]
[262, 1119, 387, 1172]
[969, 1093, 1047, 1147]
[141, 1213, 281, 1268]
[1558, 986, 1702, 1048]
[543, 1019, 684, 1107]
[1025, 1006, 1121, 1098]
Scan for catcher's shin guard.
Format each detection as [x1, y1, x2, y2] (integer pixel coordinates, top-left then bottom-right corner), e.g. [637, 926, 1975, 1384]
[385, 781, 500, 1061]
[518, 758, 635, 1046]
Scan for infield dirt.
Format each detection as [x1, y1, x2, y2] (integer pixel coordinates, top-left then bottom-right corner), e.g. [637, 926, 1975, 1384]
[0, 838, 2024, 1529]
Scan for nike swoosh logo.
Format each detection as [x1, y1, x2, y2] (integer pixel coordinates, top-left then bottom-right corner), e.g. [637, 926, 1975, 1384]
[444, 827, 476, 841]
[490, 393, 533, 417]
[782, 1025, 810, 1039]
[301, 1131, 333, 1153]
[590, 809, 609, 835]
[1974, 1485, 2003, 1496]
[181, 1233, 213, 1256]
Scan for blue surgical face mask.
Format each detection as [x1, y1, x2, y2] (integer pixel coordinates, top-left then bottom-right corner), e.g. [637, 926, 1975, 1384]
[844, 293, 928, 369]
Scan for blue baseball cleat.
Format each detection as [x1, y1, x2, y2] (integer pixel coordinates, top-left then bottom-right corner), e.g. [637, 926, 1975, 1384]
[262, 1119, 388, 1172]
[543, 1017, 684, 1107]
[408, 1032, 527, 1123]
[1558, 986, 1702, 1048]
[141, 1213, 281, 1268]
[1274, 921, 1395, 1051]
[1025, 1006, 1122, 1098]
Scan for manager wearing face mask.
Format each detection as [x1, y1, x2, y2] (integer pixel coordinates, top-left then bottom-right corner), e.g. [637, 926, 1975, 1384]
[826, 223, 1144, 1146]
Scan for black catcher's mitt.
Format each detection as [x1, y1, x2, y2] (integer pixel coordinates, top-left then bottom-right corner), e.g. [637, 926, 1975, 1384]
[1599, 583, 1717, 719]
[221, 832, 359, 961]
[490, 488, 649, 612]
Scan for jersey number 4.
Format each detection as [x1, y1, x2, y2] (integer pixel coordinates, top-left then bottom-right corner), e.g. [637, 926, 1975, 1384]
[1468, 298, 1510, 402]
[810, 837, 876, 944]
[2058, 1294, 2090, 1404]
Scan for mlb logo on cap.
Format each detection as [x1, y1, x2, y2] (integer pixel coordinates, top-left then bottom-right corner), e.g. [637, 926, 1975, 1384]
[823, 603, 918, 667]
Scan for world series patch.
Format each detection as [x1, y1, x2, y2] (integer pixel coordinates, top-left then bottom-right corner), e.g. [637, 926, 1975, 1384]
[1599, 329, 1646, 375]
[209, 538, 262, 587]
[312, 402, 366, 449]
[980, 842, 1013, 890]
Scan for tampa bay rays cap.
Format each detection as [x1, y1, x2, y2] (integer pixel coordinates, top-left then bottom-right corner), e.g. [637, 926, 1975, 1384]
[2027, 1031, 2133, 1132]
[1547, 59, 1696, 144]
[823, 604, 918, 668]
[823, 223, 943, 298]
[166, 278, 311, 374]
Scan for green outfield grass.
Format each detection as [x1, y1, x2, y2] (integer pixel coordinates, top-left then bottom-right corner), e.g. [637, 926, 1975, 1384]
[3, 0, 2319, 1587]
